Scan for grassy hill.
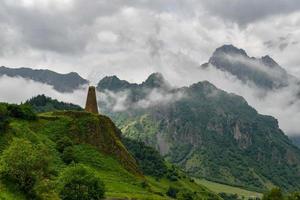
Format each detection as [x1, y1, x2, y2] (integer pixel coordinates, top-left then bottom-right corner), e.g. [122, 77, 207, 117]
[0, 103, 221, 200]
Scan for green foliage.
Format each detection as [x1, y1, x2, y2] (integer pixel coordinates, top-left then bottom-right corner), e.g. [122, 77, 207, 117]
[62, 146, 77, 164]
[56, 136, 73, 153]
[166, 186, 179, 198]
[26, 94, 82, 113]
[0, 138, 52, 197]
[58, 164, 105, 200]
[219, 193, 239, 200]
[0, 104, 9, 131]
[7, 104, 37, 120]
[262, 188, 284, 200]
[122, 137, 167, 178]
[177, 190, 195, 200]
[287, 192, 300, 200]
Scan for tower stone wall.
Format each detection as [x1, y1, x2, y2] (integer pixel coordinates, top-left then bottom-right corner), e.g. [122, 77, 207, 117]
[85, 86, 99, 114]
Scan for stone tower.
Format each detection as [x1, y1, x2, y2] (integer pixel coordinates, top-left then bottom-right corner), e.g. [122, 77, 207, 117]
[85, 86, 99, 114]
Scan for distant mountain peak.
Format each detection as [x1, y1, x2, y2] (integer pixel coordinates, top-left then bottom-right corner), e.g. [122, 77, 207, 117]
[97, 75, 132, 91]
[211, 44, 248, 58]
[206, 45, 289, 89]
[261, 55, 280, 68]
[142, 72, 170, 89]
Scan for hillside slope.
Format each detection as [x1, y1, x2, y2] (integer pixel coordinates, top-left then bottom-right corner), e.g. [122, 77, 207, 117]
[98, 73, 300, 192]
[0, 104, 220, 200]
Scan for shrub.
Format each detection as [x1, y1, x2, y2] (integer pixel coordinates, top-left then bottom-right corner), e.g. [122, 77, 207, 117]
[59, 164, 105, 200]
[0, 138, 51, 197]
[262, 188, 284, 200]
[56, 136, 73, 153]
[287, 192, 300, 200]
[166, 186, 179, 198]
[62, 146, 77, 164]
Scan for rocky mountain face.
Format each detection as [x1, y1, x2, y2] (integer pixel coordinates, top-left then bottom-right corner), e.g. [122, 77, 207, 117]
[0, 66, 88, 92]
[98, 73, 300, 191]
[290, 136, 300, 148]
[201, 45, 292, 89]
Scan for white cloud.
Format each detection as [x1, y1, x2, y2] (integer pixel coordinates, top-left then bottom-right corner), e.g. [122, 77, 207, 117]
[0, 1, 300, 135]
[0, 75, 87, 106]
[99, 88, 184, 112]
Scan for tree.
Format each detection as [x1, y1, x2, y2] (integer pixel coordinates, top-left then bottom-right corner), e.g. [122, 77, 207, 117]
[0, 138, 51, 196]
[0, 104, 9, 131]
[7, 104, 36, 120]
[59, 164, 105, 200]
[262, 188, 284, 200]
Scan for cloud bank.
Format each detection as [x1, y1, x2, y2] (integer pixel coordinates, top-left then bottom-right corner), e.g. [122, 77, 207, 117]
[0, 75, 87, 106]
[0, 1, 300, 136]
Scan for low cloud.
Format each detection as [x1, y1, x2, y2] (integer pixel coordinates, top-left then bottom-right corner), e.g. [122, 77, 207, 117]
[99, 88, 184, 112]
[175, 63, 300, 136]
[0, 75, 87, 106]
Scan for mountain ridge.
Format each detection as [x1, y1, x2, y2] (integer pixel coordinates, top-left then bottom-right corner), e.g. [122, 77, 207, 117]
[0, 66, 88, 92]
[202, 44, 291, 89]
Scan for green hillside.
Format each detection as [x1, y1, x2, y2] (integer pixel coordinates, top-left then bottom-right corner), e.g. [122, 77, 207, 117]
[0, 103, 220, 200]
[98, 73, 300, 192]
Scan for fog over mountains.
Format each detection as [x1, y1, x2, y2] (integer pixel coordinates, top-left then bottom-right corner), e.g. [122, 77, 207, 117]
[0, 45, 299, 138]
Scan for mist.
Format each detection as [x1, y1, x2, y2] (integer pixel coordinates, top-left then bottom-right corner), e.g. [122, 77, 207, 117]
[0, 75, 87, 106]
[99, 88, 184, 112]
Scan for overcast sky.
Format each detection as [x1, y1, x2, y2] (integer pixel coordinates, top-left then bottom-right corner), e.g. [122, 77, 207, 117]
[0, 0, 300, 84]
[1, 0, 300, 135]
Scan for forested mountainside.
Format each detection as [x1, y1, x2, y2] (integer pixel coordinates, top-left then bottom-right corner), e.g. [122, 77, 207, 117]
[98, 73, 300, 192]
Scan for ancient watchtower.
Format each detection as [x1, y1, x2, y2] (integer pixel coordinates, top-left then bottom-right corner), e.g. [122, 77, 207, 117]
[85, 86, 99, 114]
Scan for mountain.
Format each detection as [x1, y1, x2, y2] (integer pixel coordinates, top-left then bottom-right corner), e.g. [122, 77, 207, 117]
[201, 45, 291, 89]
[98, 73, 300, 192]
[0, 102, 220, 200]
[290, 135, 300, 148]
[0, 66, 88, 92]
[98, 72, 170, 92]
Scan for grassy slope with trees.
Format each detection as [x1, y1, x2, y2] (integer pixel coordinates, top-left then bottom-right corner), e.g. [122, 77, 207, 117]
[0, 102, 221, 200]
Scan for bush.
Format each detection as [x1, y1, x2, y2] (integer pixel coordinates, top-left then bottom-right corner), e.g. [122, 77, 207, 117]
[56, 136, 73, 153]
[287, 192, 300, 200]
[166, 186, 179, 198]
[59, 164, 105, 200]
[0, 138, 51, 197]
[262, 188, 284, 200]
[62, 146, 77, 164]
